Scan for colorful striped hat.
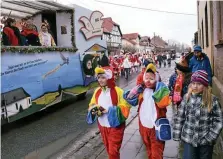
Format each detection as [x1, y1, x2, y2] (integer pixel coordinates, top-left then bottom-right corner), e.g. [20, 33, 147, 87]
[191, 70, 209, 86]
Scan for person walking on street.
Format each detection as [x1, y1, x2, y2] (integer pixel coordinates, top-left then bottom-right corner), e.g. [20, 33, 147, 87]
[168, 58, 192, 110]
[189, 45, 212, 85]
[162, 53, 167, 67]
[124, 63, 171, 159]
[157, 53, 163, 68]
[122, 53, 132, 80]
[173, 70, 223, 159]
[86, 67, 131, 159]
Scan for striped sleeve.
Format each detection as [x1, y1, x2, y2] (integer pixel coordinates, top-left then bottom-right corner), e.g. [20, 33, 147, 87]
[107, 87, 131, 127]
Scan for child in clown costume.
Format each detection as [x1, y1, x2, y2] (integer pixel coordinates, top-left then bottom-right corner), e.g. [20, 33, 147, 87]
[86, 67, 131, 159]
[124, 63, 171, 159]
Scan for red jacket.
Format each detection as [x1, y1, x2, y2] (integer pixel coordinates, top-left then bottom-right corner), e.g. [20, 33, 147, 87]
[3, 27, 19, 46]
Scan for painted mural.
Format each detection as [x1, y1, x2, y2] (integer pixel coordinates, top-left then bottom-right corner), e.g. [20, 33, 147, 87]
[1, 51, 97, 123]
[74, 5, 107, 86]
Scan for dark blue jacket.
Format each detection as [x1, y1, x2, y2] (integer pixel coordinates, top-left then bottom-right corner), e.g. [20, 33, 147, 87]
[189, 54, 212, 84]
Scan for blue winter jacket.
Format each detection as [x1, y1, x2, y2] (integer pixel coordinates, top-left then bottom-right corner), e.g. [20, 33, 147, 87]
[189, 54, 212, 84]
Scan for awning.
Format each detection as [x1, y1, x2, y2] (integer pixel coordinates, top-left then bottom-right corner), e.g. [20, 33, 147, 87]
[1, 0, 73, 19]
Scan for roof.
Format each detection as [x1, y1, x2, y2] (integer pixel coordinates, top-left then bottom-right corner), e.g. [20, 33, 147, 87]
[1, 0, 73, 18]
[122, 38, 137, 45]
[150, 36, 168, 48]
[122, 33, 141, 40]
[1, 87, 31, 106]
[85, 44, 107, 52]
[102, 17, 122, 36]
[140, 36, 151, 42]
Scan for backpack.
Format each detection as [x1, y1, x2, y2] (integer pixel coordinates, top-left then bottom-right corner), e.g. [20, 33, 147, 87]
[155, 118, 172, 141]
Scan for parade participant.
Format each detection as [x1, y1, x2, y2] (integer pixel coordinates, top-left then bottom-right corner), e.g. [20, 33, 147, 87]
[189, 45, 212, 85]
[21, 21, 41, 46]
[157, 53, 163, 68]
[2, 18, 19, 46]
[173, 70, 223, 159]
[137, 61, 161, 85]
[124, 63, 171, 159]
[168, 58, 192, 109]
[122, 53, 131, 80]
[39, 23, 56, 46]
[86, 67, 131, 159]
[111, 55, 119, 80]
[133, 54, 140, 72]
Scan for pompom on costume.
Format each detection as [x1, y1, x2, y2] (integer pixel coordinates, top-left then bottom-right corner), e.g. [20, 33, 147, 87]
[86, 67, 131, 159]
[124, 63, 171, 159]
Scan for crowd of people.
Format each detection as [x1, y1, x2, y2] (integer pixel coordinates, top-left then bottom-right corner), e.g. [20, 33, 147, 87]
[108, 51, 173, 81]
[87, 45, 223, 159]
[1, 17, 56, 47]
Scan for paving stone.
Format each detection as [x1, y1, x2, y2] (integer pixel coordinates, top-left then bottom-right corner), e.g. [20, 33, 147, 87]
[135, 151, 148, 159]
[123, 133, 133, 141]
[164, 146, 179, 158]
[139, 145, 146, 152]
[122, 141, 142, 151]
[124, 128, 137, 134]
[120, 149, 138, 159]
[129, 135, 143, 143]
[134, 130, 141, 136]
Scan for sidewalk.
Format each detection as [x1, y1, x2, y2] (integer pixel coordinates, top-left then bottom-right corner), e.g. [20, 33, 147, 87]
[96, 106, 179, 159]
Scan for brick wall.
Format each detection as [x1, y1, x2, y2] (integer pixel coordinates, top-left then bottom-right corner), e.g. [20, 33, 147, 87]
[212, 2, 223, 159]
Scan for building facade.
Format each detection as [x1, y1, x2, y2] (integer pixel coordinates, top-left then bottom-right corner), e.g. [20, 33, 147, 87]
[102, 17, 122, 55]
[121, 33, 141, 53]
[197, 1, 223, 158]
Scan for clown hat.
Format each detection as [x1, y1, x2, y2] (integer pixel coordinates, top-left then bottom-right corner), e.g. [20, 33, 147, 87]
[145, 63, 156, 74]
[95, 67, 115, 88]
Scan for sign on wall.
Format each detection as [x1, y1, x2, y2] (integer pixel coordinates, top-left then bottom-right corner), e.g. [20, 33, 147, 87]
[79, 11, 104, 40]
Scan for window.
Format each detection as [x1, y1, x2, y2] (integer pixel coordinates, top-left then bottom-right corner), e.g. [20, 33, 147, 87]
[205, 3, 209, 47]
[202, 20, 205, 49]
[29, 98, 31, 104]
[15, 103, 18, 110]
[2, 108, 5, 113]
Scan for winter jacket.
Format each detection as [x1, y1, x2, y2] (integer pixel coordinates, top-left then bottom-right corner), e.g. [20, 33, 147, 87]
[189, 54, 212, 84]
[173, 94, 223, 147]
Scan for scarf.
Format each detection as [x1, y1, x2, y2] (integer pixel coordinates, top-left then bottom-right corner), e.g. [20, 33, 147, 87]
[173, 74, 184, 104]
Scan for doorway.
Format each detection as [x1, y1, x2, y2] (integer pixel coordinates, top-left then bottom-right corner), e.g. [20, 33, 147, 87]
[42, 12, 57, 45]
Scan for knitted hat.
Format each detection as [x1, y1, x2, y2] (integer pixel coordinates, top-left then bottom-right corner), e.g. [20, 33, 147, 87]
[193, 45, 202, 52]
[191, 70, 209, 86]
[175, 58, 190, 72]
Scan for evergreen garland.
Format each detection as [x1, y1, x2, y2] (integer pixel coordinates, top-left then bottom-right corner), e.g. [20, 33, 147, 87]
[1, 47, 77, 54]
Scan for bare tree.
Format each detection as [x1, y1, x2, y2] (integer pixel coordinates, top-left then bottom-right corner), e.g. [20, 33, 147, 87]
[122, 45, 137, 54]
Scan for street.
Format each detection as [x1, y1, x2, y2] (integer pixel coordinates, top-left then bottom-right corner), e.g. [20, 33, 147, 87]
[1, 70, 143, 159]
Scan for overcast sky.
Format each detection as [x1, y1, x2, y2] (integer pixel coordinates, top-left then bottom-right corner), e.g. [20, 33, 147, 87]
[59, 0, 197, 46]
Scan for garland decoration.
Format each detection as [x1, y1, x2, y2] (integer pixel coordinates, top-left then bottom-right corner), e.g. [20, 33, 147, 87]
[1, 47, 78, 54]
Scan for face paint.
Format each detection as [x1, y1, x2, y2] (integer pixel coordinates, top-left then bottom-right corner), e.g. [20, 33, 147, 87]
[144, 72, 156, 88]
